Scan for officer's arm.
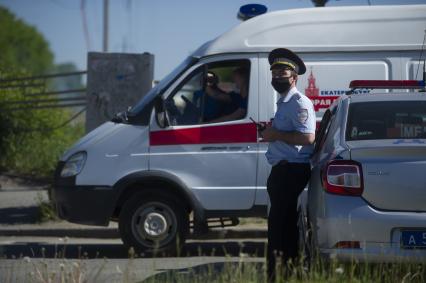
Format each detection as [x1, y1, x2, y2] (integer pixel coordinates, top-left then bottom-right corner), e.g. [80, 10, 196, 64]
[262, 98, 316, 144]
[261, 128, 314, 145]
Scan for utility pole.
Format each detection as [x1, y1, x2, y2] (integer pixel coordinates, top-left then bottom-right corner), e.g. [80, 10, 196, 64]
[103, 0, 109, 52]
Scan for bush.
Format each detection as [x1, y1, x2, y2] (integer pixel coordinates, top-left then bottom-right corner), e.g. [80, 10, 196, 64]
[0, 71, 84, 178]
[0, 7, 84, 179]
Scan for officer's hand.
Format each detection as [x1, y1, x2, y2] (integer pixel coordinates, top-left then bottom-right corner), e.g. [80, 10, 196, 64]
[260, 125, 277, 142]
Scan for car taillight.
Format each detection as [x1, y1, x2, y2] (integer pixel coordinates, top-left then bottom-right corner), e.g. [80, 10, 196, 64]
[322, 160, 364, 196]
[334, 241, 361, 249]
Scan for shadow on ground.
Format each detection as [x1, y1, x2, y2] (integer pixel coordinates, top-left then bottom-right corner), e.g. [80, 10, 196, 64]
[0, 241, 266, 259]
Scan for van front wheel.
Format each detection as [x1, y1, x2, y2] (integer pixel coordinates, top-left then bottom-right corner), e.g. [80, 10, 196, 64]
[119, 192, 189, 255]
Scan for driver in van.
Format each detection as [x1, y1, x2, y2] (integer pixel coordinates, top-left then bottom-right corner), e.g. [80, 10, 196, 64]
[207, 67, 249, 123]
[261, 48, 315, 281]
[192, 71, 227, 122]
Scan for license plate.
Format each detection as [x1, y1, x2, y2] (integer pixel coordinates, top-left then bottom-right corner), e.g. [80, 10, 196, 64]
[401, 230, 426, 248]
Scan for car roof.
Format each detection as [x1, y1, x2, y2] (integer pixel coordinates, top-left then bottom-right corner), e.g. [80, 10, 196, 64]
[347, 92, 426, 103]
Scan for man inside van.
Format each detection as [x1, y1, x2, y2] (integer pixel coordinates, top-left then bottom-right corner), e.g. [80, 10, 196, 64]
[260, 48, 315, 281]
[208, 67, 249, 123]
[193, 71, 227, 122]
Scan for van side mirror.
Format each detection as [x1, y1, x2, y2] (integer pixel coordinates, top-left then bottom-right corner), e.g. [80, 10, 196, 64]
[154, 97, 168, 128]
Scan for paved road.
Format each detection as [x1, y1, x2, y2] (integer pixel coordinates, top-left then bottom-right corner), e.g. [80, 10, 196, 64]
[0, 181, 48, 225]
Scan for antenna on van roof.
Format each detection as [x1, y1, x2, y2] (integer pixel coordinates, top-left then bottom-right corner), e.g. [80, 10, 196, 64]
[415, 29, 426, 92]
[422, 59, 426, 93]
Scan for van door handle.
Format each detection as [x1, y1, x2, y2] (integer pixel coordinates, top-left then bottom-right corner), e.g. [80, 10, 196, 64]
[201, 146, 227, 151]
[228, 146, 251, 151]
[201, 146, 252, 151]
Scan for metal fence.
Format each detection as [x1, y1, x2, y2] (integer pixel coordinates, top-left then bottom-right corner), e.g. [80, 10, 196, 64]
[0, 71, 88, 131]
[0, 71, 87, 111]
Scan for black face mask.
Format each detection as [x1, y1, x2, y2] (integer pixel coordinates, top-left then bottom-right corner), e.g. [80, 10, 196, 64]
[271, 78, 291, 94]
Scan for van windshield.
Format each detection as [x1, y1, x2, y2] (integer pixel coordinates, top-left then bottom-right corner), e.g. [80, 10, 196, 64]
[346, 101, 426, 140]
[129, 56, 197, 115]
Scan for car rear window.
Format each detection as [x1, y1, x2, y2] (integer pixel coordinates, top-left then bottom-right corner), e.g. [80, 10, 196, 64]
[346, 101, 426, 140]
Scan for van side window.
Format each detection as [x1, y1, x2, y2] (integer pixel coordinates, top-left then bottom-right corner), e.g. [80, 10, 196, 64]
[165, 70, 203, 126]
[165, 60, 250, 126]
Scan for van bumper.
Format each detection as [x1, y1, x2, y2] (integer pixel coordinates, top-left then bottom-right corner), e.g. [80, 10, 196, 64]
[53, 162, 117, 226]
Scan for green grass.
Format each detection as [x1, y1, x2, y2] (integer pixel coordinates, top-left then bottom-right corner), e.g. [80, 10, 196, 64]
[1, 246, 425, 283]
[144, 260, 426, 283]
[35, 189, 59, 223]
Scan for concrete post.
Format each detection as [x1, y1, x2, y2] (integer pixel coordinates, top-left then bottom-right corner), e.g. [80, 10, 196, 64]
[86, 52, 154, 132]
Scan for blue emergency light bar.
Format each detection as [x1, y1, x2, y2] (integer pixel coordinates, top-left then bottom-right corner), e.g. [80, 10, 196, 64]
[349, 80, 426, 90]
[238, 4, 267, 21]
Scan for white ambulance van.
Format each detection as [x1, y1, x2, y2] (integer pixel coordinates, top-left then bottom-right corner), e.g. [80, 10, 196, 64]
[54, 5, 426, 253]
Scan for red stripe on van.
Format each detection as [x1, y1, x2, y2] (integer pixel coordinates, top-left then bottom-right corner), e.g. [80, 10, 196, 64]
[150, 123, 257, 146]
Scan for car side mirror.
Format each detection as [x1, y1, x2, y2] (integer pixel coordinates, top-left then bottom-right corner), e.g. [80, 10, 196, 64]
[154, 97, 168, 128]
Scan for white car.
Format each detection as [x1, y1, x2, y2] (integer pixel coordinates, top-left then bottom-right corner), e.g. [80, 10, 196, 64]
[299, 80, 426, 262]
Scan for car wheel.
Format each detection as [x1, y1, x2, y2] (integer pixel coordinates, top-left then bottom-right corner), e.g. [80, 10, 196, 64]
[119, 191, 189, 256]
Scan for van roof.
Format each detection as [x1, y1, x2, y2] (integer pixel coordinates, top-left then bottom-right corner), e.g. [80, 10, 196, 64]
[193, 5, 426, 57]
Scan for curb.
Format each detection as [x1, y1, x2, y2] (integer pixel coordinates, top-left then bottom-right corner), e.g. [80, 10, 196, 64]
[0, 227, 267, 240]
[0, 228, 119, 239]
[193, 228, 267, 240]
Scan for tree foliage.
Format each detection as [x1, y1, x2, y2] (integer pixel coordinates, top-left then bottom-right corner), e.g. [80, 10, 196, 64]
[52, 62, 84, 91]
[0, 72, 84, 177]
[0, 7, 84, 178]
[0, 6, 54, 74]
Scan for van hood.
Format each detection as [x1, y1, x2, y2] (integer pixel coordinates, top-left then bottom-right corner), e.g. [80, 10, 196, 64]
[61, 122, 125, 161]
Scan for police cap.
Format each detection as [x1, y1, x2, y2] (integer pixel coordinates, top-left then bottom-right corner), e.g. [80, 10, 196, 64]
[268, 48, 306, 75]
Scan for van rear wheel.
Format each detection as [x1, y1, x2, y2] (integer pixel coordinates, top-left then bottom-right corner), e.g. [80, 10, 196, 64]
[119, 192, 189, 256]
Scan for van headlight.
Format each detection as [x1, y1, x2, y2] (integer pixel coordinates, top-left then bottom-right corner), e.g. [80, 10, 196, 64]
[60, 152, 87, 177]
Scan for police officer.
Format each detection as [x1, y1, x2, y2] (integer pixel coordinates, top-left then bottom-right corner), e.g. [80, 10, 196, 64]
[260, 48, 315, 281]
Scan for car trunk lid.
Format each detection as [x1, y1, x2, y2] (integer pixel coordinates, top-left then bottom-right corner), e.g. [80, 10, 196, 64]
[348, 141, 426, 212]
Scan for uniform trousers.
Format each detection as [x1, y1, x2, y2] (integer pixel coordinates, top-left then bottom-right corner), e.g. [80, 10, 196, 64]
[267, 160, 311, 280]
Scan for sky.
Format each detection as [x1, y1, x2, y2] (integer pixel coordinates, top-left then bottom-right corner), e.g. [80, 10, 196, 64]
[1, 0, 426, 81]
